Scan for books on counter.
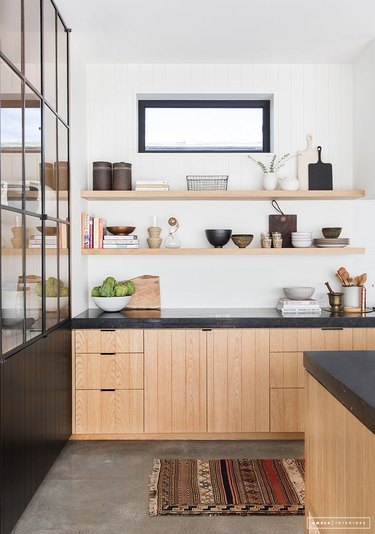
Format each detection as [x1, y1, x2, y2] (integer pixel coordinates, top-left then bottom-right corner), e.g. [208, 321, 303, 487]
[276, 298, 321, 316]
[81, 212, 104, 249]
[103, 235, 139, 249]
[135, 180, 169, 191]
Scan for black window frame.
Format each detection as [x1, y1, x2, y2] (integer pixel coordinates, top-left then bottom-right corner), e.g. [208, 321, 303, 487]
[138, 99, 271, 154]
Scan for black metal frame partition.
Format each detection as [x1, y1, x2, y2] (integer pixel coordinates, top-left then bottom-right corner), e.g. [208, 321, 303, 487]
[0, 0, 71, 359]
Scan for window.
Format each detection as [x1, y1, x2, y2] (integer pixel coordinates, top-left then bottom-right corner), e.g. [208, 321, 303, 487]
[138, 99, 270, 153]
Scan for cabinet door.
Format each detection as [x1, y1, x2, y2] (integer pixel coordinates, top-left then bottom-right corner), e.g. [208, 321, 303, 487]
[270, 388, 305, 432]
[270, 328, 353, 352]
[75, 329, 143, 354]
[352, 328, 375, 349]
[207, 329, 269, 433]
[144, 330, 206, 433]
[270, 352, 305, 388]
[76, 353, 143, 389]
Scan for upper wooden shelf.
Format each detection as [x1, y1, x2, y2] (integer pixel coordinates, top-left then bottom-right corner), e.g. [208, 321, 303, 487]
[81, 247, 365, 256]
[80, 190, 365, 201]
[2, 248, 68, 255]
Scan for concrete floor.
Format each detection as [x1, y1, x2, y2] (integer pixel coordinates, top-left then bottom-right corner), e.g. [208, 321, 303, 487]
[13, 440, 305, 534]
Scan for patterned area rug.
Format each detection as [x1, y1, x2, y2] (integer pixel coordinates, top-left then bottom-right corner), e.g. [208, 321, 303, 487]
[149, 458, 305, 516]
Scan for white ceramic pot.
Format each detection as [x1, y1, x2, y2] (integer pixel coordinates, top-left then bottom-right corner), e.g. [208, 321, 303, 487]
[342, 286, 361, 308]
[92, 296, 131, 312]
[278, 176, 300, 191]
[262, 172, 277, 191]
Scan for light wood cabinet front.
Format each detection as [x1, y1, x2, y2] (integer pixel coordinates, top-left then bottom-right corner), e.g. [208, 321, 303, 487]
[144, 329, 206, 433]
[76, 353, 143, 390]
[207, 329, 270, 433]
[270, 328, 354, 352]
[270, 352, 305, 388]
[75, 389, 143, 434]
[270, 388, 305, 432]
[75, 329, 143, 354]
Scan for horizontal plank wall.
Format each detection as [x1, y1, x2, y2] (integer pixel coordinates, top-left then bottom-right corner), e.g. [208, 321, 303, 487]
[0, 327, 72, 534]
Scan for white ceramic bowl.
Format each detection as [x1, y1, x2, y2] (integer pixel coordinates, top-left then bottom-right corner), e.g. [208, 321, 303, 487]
[92, 296, 131, 312]
[283, 287, 315, 300]
[292, 241, 312, 248]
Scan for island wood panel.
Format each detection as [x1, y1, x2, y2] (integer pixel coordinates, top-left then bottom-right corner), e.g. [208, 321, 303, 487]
[305, 372, 375, 533]
[352, 327, 375, 349]
[270, 352, 305, 388]
[75, 329, 143, 354]
[75, 389, 143, 434]
[75, 353, 143, 390]
[207, 329, 270, 433]
[270, 327, 354, 352]
[144, 329, 207, 433]
[270, 388, 305, 432]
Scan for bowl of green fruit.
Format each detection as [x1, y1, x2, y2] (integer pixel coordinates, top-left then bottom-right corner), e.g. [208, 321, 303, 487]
[35, 277, 69, 311]
[91, 276, 136, 312]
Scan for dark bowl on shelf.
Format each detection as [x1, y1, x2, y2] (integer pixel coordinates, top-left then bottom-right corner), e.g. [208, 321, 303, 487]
[205, 229, 232, 248]
[322, 227, 342, 239]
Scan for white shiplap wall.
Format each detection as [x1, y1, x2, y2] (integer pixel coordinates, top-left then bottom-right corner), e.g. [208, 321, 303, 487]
[72, 62, 373, 313]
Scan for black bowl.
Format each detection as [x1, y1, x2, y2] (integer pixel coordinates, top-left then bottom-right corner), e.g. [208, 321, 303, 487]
[205, 229, 232, 248]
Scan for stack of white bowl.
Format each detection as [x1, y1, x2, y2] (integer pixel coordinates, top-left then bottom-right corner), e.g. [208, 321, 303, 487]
[291, 232, 312, 248]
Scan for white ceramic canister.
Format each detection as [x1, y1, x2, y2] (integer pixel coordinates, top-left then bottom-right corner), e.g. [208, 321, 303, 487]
[262, 173, 277, 191]
[342, 286, 361, 308]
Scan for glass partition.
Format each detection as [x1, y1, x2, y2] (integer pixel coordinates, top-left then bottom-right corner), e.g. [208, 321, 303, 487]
[43, 0, 57, 110]
[25, 85, 42, 213]
[44, 105, 57, 218]
[0, 0, 22, 70]
[25, 214, 43, 341]
[24, 0, 41, 91]
[57, 16, 68, 122]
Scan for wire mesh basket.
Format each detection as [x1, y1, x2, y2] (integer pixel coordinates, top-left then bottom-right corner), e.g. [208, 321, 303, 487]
[186, 175, 229, 191]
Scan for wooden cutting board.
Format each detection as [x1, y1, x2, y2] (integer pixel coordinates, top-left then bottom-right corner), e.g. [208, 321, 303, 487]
[125, 275, 160, 309]
[297, 134, 318, 190]
[269, 214, 297, 248]
[308, 146, 333, 190]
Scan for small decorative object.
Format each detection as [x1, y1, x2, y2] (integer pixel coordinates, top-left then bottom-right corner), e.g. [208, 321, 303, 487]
[291, 232, 312, 248]
[269, 200, 297, 248]
[112, 162, 132, 190]
[321, 227, 342, 239]
[278, 176, 300, 191]
[147, 216, 162, 248]
[186, 175, 228, 191]
[248, 153, 292, 191]
[165, 217, 181, 248]
[283, 287, 315, 300]
[272, 232, 283, 248]
[231, 234, 254, 248]
[308, 146, 333, 190]
[205, 229, 232, 248]
[261, 232, 272, 248]
[93, 161, 112, 190]
[91, 276, 136, 312]
[327, 291, 343, 311]
[106, 226, 136, 236]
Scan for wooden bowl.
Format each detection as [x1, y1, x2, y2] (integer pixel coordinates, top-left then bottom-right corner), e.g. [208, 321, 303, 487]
[231, 234, 254, 248]
[37, 225, 57, 236]
[106, 226, 136, 236]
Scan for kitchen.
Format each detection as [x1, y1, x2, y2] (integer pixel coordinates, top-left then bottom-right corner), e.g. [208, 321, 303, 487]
[0, 1, 375, 533]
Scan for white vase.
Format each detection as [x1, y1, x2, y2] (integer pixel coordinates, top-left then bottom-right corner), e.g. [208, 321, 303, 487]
[263, 172, 277, 191]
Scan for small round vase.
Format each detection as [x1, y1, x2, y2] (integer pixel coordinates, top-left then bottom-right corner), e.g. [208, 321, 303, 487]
[262, 172, 277, 191]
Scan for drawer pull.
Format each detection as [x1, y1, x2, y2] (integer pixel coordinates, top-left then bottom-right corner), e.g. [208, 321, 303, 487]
[100, 389, 115, 392]
[101, 352, 116, 355]
[321, 327, 344, 331]
[101, 329, 115, 332]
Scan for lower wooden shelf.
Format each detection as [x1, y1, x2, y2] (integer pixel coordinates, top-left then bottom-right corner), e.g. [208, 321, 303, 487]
[81, 247, 365, 256]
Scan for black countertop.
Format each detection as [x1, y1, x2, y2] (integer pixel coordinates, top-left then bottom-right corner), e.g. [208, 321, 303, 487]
[304, 350, 375, 435]
[71, 307, 375, 329]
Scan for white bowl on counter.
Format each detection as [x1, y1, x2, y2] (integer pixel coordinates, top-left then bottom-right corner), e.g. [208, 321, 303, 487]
[283, 287, 315, 300]
[92, 296, 131, 312]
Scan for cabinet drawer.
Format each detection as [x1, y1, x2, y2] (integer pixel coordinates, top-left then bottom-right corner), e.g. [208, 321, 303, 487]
[75, 389, 143, 434]
[270, 388, 305, 432]
[270, 328, 353, 352]
[270, 352, 305, 388]
[75, 329, 143, 354]
[75, 353, 143, 390]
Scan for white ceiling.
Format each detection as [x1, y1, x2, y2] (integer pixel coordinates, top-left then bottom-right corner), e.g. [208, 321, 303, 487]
[59, 0, 375, 63]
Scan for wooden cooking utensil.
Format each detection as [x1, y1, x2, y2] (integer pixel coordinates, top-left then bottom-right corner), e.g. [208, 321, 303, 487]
[359, 273, 367, 286]
[336, 273, 345, 286]
[353, 276, 360, 286]
[338, 267, 350, 286]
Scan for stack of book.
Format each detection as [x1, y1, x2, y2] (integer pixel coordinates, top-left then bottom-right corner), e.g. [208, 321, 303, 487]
[29, 235, 57, 249]
[276, 298, 321, 316]
[103, 235, 139, 249]
[135, 180, 169, 191]
[81, 212, 104, 249]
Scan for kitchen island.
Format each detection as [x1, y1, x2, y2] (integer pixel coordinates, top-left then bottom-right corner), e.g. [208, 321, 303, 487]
[304, 350, 375, 534]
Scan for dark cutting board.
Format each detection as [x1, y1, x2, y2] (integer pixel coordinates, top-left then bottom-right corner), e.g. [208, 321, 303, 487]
[308, 146, 333, 190]
[269, 214, 297, 248]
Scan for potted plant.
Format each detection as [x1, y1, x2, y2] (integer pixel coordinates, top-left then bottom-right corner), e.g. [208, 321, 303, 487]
[248, 153, 292, 191]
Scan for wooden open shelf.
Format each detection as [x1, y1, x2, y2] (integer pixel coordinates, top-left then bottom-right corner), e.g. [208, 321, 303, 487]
[81, 247, 365, 256]
[81, 190, 365, 201]
[2, 248, 68, 255]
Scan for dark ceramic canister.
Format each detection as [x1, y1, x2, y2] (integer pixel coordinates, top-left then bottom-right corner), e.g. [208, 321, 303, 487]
[112, 162, 132, 190]
[93, 161, 112, 190]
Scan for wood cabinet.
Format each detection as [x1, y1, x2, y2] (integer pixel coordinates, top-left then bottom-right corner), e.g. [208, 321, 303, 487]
[207, 329, 270, 432]
[73, 329, 144, 435]
[144, 329, 206, 433]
